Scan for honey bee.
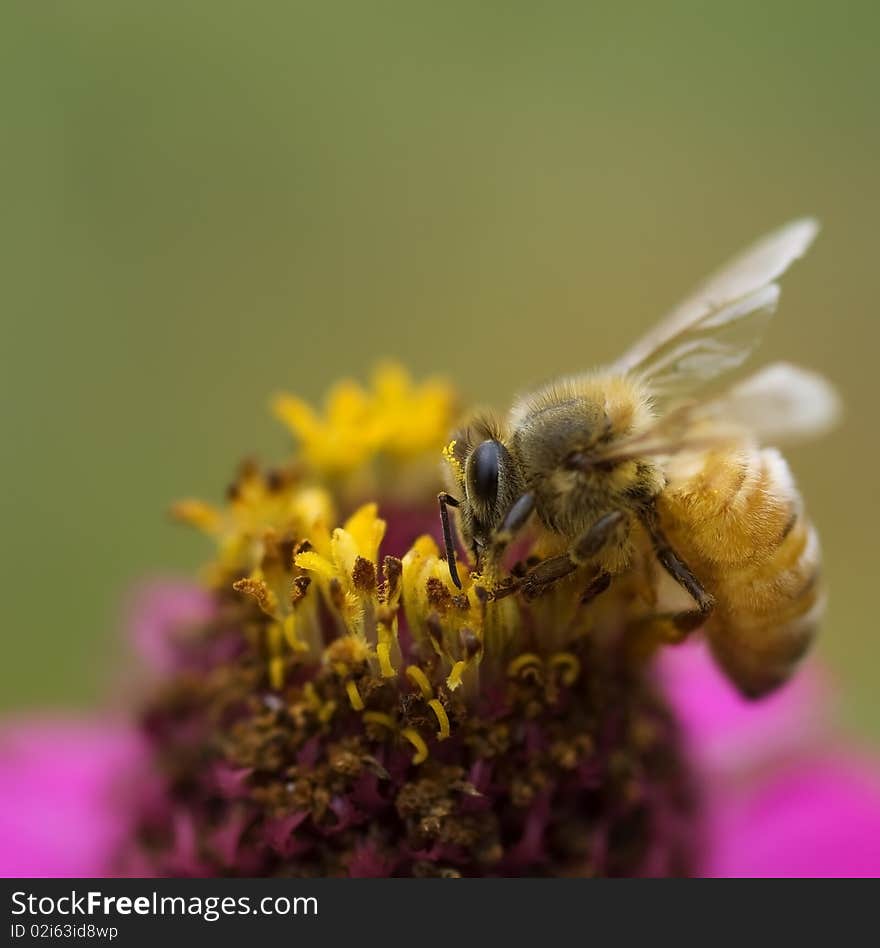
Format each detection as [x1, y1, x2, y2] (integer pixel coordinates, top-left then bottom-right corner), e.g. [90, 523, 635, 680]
[440, 218, 840, 697]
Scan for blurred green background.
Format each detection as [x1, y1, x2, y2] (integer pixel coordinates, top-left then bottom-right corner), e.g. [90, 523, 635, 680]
[2, 3, 878, 737]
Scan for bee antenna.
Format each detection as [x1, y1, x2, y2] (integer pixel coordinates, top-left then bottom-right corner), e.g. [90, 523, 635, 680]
[438, 493, 463, 589]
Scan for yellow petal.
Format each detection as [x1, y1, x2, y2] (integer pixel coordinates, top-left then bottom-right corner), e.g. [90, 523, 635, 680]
[331, 527, 360, 578]
[291, 487, 335, 535]
[294, 550, 337, 580]
[343, 502, 386, 563]
[171, 499, 223, 535]
[410, 534, 439, 559]
[326, 379, 369, 424]
[272, 394, 320, 440]
[372, 361, 411, 401]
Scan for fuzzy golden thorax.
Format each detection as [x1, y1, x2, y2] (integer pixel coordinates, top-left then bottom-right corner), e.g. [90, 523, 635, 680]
[445, 372, 664, 570]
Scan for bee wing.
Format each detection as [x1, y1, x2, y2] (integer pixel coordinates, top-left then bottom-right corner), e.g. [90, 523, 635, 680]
[700, 362, 840, 445]
[612, 218, 819, 396]
[598, 363, 840, 461]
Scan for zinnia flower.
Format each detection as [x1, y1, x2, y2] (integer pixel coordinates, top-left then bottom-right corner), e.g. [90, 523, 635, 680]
[2, 365, 879, 877]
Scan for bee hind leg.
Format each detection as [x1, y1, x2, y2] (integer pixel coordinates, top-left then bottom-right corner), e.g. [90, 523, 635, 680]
[642, 607, 708, 647]
[641, 508, 715, 623]
[653, 542, 715, 618]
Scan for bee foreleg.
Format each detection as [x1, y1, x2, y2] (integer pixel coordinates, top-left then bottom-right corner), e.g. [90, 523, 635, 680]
[489, 491, 536, 559]
[438, 492, 463, 589]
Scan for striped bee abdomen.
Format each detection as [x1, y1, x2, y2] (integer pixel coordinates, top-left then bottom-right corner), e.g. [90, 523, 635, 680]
[658, 446, 823, 698]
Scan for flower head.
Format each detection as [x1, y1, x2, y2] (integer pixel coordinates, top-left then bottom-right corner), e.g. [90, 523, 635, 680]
[4, 364, 879, 879]
[130, 364, 697, 876]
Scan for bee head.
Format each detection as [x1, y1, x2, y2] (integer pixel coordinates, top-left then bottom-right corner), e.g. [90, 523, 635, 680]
[443, 417, 524, 570]
[462, 438, 525, 562]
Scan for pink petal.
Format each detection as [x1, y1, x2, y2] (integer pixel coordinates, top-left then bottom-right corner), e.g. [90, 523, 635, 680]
[127, 580, 216, 675]
[707, 754, 880, 877]
[0, 719, 144, 877]
[380, 505, 445, 558]
[658, 639, 829, 777]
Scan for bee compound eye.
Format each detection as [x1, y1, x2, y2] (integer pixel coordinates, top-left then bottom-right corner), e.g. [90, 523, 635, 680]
[469, 440, 501, 507]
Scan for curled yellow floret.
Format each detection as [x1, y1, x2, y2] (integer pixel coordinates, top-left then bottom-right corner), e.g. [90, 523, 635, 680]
[428, 699, 451, 740]
[405, 665, 433, 700]
[401, 727, 429, 765]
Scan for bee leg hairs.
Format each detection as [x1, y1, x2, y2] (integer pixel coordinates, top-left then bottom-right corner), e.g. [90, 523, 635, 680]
[489, 491, 536, 561]
[641, 507, 715, 620]
[520, 510, 626, 601]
